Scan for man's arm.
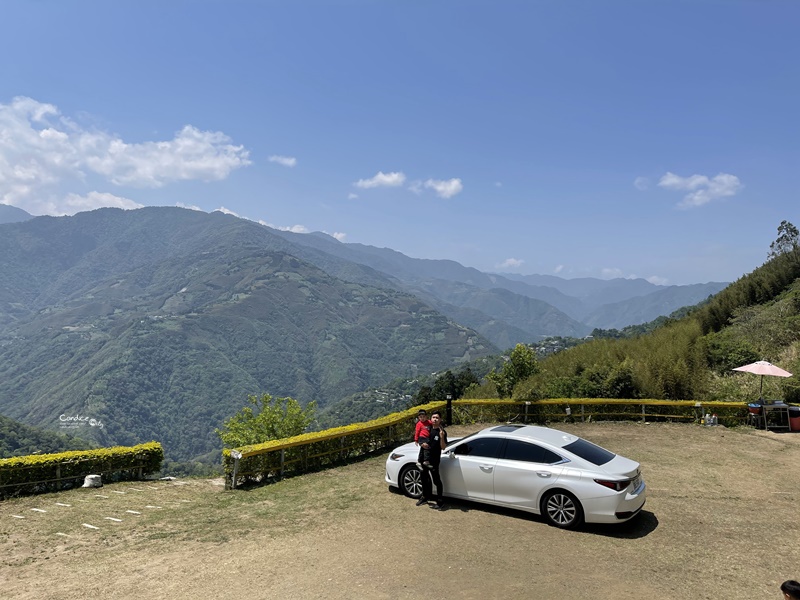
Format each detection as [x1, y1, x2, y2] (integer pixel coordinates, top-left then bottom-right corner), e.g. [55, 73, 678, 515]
[439, 429, 447, 449]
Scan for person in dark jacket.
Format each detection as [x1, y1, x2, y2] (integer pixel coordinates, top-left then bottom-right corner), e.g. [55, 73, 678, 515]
[416, 410, 448, 510]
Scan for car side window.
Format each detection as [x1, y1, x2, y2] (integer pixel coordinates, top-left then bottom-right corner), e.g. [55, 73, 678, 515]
[502, 439, 563, 464]
[452, 437, 504, 458]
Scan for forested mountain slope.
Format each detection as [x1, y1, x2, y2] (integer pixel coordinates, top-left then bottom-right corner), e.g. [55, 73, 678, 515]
[0, 413, 95, 458]
[0, 207, 493, 462]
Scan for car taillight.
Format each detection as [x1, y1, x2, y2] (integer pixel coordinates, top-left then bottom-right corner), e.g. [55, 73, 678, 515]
[594, 478, 630, 492]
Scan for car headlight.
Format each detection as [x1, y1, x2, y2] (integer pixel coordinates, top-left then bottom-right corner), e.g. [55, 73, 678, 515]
[389, 453, 405, 461]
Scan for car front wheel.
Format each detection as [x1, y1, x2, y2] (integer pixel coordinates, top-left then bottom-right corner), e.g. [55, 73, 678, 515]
[541, 490, 583, 529]
[399, 465, 424, 498]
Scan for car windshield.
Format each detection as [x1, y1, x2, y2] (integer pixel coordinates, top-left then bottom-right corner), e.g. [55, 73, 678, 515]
[562, 438, 615, 466]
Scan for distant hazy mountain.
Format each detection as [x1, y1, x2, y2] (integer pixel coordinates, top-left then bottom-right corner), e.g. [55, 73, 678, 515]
[0, 204, 33, 224]
[500, 272, 659, 304]
[275, 230, 728, 338]
[582, 283, 726, 330]
[407, 279, 590, 344]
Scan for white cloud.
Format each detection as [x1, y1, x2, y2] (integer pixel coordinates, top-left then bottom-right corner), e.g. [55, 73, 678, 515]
[0, 96, 251, 215]
[633, 176, 650, 191]
[353, 171, 406, 189]
[353, 172, 463, 198]
[332, 232, 346, 241]
[215, 206, 240, 217]
[268, 155, 297, 168]
[601, 268, 641, 280]
[494, 181, 503, 188]
[496, 258, 524, 270]
[424, 178, 463, 199]
[86, 125, 251, 187]
[647, 275, 669, 285]
[282, 224, 309, 233]
[176, 202, 204, 211]
[256, 218, 309, 233]
[658, 172, 708, 191]
[554, 264, 564, 274]
[347, 192, 358, 200]
[63, 192, 142, 213]
[658, 171, 743, 208]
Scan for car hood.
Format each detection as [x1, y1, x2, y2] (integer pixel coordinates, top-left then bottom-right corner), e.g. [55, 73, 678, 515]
[391, 441, 418, 455]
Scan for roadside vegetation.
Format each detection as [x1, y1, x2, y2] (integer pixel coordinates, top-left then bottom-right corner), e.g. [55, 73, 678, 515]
[471, 221, 800, 404]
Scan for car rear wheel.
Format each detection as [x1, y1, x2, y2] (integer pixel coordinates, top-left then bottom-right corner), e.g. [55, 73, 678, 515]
[399, 465, 424, 498]
[541, 490, 583, 529]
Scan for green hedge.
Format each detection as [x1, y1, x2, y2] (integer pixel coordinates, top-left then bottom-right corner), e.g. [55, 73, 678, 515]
[0, 442, 163, 498]
[223, 402, 443, 488]
[223, 398, 752, 488]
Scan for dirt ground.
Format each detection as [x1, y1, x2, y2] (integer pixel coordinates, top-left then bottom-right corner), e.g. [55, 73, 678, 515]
[2, 422, 800, 600]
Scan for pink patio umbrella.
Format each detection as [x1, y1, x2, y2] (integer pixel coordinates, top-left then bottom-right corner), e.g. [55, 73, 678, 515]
[732, 360, 793, 399]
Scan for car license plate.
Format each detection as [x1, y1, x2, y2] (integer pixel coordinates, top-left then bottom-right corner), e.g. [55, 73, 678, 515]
[630, 474, 641, 492]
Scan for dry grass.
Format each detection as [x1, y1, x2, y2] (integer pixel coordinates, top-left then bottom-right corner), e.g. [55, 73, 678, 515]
[2, 422, 799, 599]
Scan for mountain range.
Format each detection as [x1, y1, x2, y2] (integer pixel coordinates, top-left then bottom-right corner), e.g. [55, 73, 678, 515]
[0, 205, 727, 461]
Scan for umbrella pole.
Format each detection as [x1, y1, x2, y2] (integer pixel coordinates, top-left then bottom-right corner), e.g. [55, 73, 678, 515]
[760, 375, 764, 399]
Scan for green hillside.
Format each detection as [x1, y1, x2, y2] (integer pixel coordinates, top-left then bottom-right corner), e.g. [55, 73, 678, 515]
[0, 207, 494, 463]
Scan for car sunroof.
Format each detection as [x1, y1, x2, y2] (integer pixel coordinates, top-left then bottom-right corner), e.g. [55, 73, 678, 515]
[491, 424, 527, 432]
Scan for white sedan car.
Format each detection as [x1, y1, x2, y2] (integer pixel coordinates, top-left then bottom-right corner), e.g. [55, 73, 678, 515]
[385, 424, 645, 529]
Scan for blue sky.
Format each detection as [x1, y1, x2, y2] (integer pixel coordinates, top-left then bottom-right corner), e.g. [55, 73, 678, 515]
[1, 1, 797, 286]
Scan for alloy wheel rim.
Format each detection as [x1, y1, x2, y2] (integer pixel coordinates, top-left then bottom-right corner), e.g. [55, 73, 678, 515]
[404, 469, 423, 497]
[546, 494, 576, 525]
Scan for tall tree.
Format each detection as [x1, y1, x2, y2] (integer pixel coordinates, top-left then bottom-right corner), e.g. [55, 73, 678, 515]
[768, 220, 799, 259]
[488, 343, 539, 398]
[431, 370, 457, 400]
[216, 394, 316, 447]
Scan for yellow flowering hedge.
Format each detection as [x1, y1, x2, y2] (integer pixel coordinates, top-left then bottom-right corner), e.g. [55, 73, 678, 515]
[223, 402, 445, 487]
[223, 398, 751, 488]
[0, 442, 163, 497]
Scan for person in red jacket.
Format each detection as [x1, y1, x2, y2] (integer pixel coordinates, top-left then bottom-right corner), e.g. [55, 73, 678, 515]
[414, 409, 432, 468]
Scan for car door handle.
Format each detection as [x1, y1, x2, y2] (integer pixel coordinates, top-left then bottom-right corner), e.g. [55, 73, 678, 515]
[479, 465, 493, 472]
[536, 471, 552, 478]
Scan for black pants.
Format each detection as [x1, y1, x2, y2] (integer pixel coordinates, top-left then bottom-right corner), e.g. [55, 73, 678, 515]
[421, 462, 443, 503]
